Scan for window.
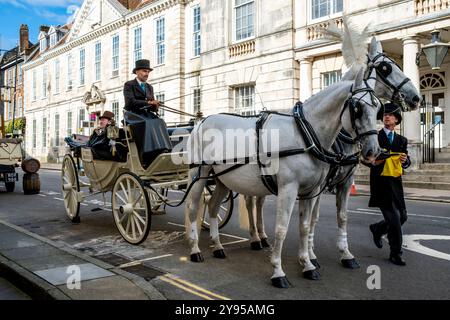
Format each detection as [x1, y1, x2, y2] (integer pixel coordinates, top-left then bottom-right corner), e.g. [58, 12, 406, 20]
[94, 42, 101, 81]
[42, 118, 47, 148]
[155, 93, 165, 118]
[50, 32, 57, 47]
[32, 70, 37, 101]
[322, 70, 342, 88]
[18, 66, 22, 83]
[79, 48, 85, 86]
[67, 111, 72, 136]
[32, 119, 37, 148]
[156, 18, 165, 65]
[42, 66, 47, 98]
[54, 114, 60, 146]
[112, 101, 120, 123]
[235, 0, 255, 41]
[54, 59, 60, 94]
[39, 37, 47, 53]
[17, 97, 22, 117]
[234, 85, 256, 116]
[311, 0, 343, 20]
[193, 6, 201, 56]
[112, 34, 119, 77]
[67, 54, 73, 90]
[193, 88, 201, 114]
[134, 27, 142, 63]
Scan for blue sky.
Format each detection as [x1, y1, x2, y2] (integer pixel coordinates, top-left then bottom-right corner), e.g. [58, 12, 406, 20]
[0, 0, 83, 50]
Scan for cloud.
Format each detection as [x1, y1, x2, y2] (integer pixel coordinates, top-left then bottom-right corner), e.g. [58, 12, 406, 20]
[0, 0, 26, 8]
[23, 0, 83, 8]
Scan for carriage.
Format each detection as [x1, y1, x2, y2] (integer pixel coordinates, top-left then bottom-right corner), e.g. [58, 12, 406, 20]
[61, 111, 234, 245]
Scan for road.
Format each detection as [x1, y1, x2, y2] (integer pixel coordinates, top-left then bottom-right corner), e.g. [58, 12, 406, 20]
[0, 169, 449, 300]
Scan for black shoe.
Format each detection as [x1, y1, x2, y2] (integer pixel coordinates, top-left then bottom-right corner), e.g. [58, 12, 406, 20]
[389, 253, 406, 266]
[369, 224, 383, 249]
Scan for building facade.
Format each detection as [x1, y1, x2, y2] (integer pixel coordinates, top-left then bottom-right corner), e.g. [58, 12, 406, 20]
[22, 0, 450, 163]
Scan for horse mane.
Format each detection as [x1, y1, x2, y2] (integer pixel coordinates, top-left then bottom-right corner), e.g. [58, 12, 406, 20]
[320, 16, 370, 71]
[303, 79, 353, 107]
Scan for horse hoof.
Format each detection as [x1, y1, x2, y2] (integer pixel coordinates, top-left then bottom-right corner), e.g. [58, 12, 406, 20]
[271, 276, 291, 288]
[310, 259, 321, 269]
[72, 216, 80, 223]
[341, 258, 360, 269]
[190, 253, 204, 263]
[303, 270, 321, 280]
[213, 249, 226, 259]
[250, 241, 263, 251]
[261, 238, 271, 248]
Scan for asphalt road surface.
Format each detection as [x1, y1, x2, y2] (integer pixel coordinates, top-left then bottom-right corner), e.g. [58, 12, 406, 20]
[0, 169, 449, 300]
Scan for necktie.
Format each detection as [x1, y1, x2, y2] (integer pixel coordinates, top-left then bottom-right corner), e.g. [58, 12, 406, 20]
[140, 83, 146, 93]
[387, 131, 394, 144]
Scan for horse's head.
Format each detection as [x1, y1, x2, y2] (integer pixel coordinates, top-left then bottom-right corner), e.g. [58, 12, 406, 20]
[341, 67, 383, 163]
[367, 37, 421, 111]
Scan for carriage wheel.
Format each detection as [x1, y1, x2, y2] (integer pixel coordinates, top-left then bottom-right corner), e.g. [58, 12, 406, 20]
[201, 185, 234, 230]
[148, 187, 163, 212]
[112, 172, 151, 245]
[61, 154, 81, 223]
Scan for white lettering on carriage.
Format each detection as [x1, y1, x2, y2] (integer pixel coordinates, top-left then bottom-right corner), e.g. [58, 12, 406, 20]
[366, 265, 381, 290]
[175, 304, 209, 318]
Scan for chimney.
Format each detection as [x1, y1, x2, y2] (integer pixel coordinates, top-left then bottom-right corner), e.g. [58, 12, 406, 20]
[20, 24, 29, 52]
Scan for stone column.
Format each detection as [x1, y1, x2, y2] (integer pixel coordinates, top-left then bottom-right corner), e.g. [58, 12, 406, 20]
[299, 58, 313, 102]
[402, 36, 422, 169]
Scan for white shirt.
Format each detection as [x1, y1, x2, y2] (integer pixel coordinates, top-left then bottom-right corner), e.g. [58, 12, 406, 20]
[136, 78, 147, 87]
[383, 127, 394, 140]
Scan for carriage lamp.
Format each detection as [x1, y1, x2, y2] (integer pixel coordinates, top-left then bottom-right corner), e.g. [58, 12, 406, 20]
[416, 30, 450, 70]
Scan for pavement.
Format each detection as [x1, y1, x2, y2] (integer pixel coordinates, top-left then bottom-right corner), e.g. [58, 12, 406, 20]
[0, 218, 166, 300]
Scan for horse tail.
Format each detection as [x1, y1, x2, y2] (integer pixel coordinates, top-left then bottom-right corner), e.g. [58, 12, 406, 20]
[238, 194, 250, 231]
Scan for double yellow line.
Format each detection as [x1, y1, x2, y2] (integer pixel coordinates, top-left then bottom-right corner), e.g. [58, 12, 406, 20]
[159, 273, 230, 300]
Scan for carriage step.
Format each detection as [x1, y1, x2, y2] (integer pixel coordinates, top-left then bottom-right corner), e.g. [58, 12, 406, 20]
[151, 209, 166, 215]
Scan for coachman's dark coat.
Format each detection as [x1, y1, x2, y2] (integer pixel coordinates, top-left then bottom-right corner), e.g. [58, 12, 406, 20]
[369, 129, 411, 210]
[123, 79, 155, 115]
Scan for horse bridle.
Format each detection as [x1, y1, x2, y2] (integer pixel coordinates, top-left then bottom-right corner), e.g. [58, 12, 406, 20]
[366, 53, 412, 110]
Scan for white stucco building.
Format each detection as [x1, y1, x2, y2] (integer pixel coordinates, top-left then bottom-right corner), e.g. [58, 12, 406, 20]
[22, 0, 450, 163]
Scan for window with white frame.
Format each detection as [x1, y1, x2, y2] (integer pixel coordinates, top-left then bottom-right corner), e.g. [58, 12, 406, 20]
[32, 70, 37, 100]
[193, 88, 201, 114]
[79, 48, 85, 86]
[67, 111, 72, 136]
[18, 66, 22, 83]
[112, 34, 119, 77]
[112, 101, 120, 124]
[79, 108, 85, 130]
[322, 70, 341, 88]
[156, 18, 165, 65]
[17, 97, 22, 117]
[94, 42, 101, 81]
[32, 119, 37, 148]
[235, 0, 255, 41]
[234, 85, 256, 116]
[50, 32, 57, 47]
[311, 0, 343, 20]
[155, 93, 165, 118]
[42, 117, 47, 148]
[39, 36, 47, 53]
[134, 27, 142, 63]
[193, 6, 201, 56]
[42, 66, 47, 98]
[67, 54, 73, 90]
[54, 114, 60, 146]
[54, 59, 60, 94]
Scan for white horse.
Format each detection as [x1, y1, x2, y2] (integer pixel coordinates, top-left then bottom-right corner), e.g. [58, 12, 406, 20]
[184, 63, 384, 287]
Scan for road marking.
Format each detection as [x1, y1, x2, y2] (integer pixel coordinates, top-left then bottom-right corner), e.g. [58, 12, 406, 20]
[348, 210, 379, 216]
[37, 194, 46, 197]
[118, 254, 173, 268]
[357, 208, 380, 213]
[168, 222, 248, 244]
[160, 273, 230, 300]
[54, 197, 64, 201]
[353, 209, 450, 221]
[403, 234, 450, 261]
[80, 203, 88, 206]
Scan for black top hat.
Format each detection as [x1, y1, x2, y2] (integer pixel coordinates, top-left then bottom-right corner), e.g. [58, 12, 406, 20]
[384, 102, 402, 125]
[99, 111, 115, 120]
[133, 59, 153, 74]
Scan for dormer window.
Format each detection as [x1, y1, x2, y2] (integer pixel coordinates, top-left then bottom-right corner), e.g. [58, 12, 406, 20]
[50, 32, 57, 47]
[40, 37, 47, 52]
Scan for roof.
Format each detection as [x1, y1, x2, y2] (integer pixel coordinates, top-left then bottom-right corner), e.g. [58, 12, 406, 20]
[0, 41, 34, 67]
[136, 0, 158, 10]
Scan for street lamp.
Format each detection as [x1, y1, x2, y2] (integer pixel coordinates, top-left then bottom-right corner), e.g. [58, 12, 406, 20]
[416, 29, 450, 70]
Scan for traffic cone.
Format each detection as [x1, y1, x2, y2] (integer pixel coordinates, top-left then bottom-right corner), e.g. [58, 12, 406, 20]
[350, 182, 357, 196]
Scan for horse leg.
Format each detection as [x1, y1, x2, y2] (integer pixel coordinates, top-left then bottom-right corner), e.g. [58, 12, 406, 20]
[255, 196, 270, 248]
[208, 179, 230, 258]
[185, 166, 209, 263]
[270, 183, 298, 288]
[308, 196, 321, 269]
[298, 196, 321, 280]
[246, 196, 263, 250]
[336, 177, 360, 269]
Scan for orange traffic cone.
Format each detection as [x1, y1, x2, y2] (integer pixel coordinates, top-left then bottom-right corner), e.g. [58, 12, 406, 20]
[350, 182, 357, 196]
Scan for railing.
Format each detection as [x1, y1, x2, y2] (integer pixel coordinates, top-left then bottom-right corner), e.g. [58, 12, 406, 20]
[415, 0, 450, 16]
[306, 17, 344, 42]
[422, 120, 441, 163]
[229, 40, 255, 58]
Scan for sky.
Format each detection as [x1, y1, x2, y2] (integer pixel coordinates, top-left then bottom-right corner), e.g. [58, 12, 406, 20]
[0, 0, 83, 50]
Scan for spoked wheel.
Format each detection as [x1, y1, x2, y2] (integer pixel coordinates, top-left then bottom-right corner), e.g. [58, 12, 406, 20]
[148, 187, 164, 212]
[112, 172, 151, 245]
[61, 154, 81, 223]
[201, 184, 234, 230]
